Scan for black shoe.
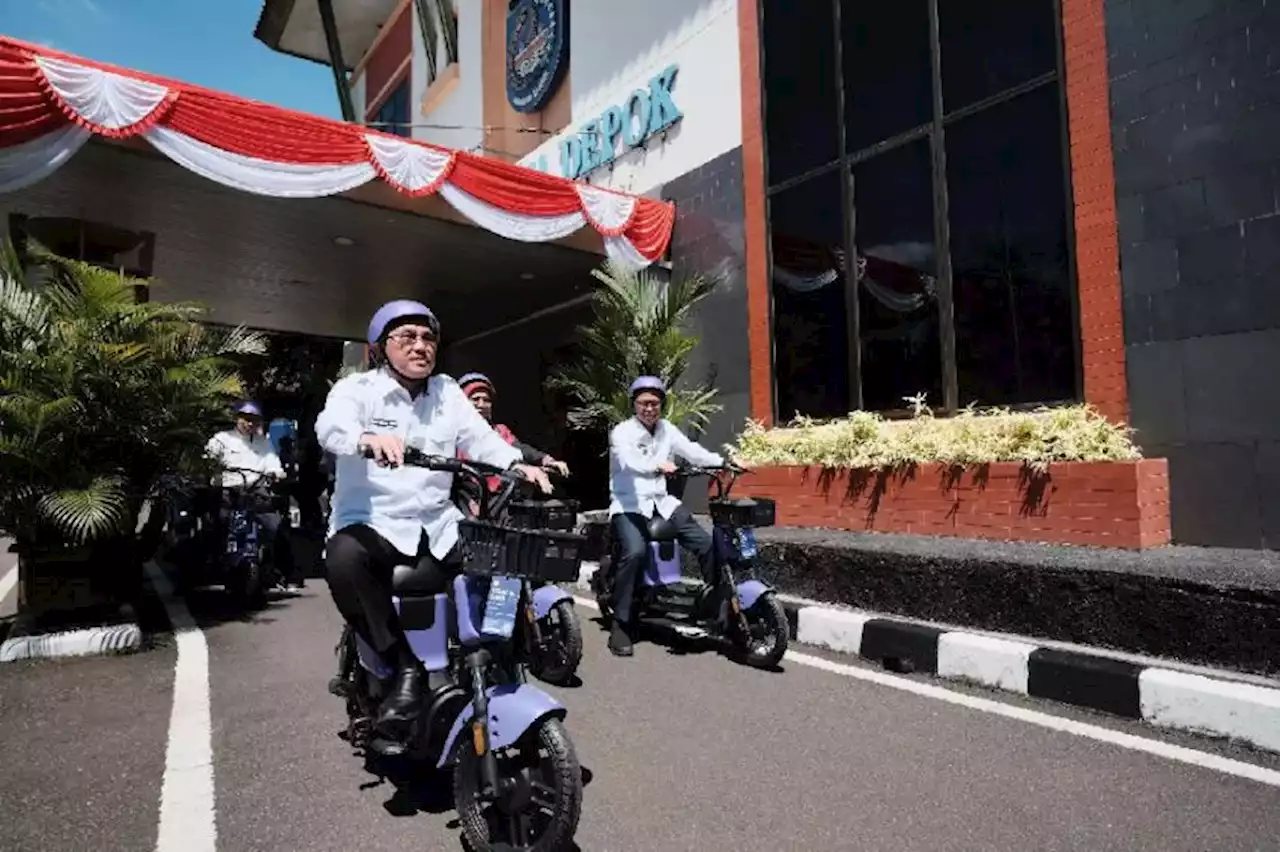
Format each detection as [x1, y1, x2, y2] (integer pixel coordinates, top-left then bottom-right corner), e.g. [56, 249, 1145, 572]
[608, 621, 634, 657]
[375, 664, 425, 739]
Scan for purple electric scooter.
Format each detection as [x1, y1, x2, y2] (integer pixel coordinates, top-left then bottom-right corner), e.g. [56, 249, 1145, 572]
[592, 464, 789, 669]
[328, 448, 584, 852]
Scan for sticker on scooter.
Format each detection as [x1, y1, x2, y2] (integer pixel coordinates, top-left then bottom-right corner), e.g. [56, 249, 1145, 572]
[481, 575, 523, 639]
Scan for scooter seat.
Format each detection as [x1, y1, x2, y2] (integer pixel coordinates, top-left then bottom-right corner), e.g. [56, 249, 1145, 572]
[646, 515, 679, 542]
[391, 562, 443, 595]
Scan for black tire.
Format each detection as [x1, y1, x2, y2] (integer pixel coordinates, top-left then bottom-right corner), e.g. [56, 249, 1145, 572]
[739, 593, 789, 669]
[454, 717, 582, 852]
[228, 557, 265, 610]
[528, 601, 583, 686]
[590, 566, 614, 626]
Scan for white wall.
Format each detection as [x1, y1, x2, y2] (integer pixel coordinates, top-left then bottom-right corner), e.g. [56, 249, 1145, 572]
[518, 0, 741, 196]
[411, 0, 485, 152]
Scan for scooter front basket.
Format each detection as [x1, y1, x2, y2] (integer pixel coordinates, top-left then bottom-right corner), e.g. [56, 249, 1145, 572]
[709, 497, 776, 529]
[458, 520, 584, 584]
[505, 499, 580, 532]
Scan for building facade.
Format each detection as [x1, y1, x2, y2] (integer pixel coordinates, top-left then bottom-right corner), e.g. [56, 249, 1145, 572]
[257, 0, 1280, 550]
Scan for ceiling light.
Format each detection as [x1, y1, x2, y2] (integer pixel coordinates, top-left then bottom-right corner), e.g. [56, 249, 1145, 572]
[333, 236, 355, 247]
[519, 272, 535, 280]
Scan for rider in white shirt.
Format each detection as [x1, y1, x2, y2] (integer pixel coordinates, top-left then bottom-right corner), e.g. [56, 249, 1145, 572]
[316, 299, 552, 744]
[606, 376, 725, 657]
[205, 401, 299, 591]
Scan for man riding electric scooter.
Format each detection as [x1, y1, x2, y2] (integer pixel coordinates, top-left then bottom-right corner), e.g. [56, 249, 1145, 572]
[606, 376, 728, 657]
[205, 401, 302, 593]
[316, 300, 553, 747]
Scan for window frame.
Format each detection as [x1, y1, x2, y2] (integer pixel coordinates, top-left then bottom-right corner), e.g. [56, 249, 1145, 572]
[762, 0, 1081, 418]
[370, 78, 412, 136]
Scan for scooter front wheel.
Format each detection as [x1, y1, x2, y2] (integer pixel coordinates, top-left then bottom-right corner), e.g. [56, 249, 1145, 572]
[735, 593, 789, 670]
[453, 717, 583, 852]
[528, 601, 583, 687]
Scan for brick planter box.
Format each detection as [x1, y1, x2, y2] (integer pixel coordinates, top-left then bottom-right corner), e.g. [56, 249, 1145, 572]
[732, 459, 1171, 549]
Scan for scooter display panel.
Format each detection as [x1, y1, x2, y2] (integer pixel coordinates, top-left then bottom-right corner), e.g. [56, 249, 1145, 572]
[480, 575, 522, 639]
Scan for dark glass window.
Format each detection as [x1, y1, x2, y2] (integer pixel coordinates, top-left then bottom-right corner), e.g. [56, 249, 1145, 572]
[853, 140, 942, 411]
[770, 170, 851, 420]
[761, 0, 839, 184]
[372, 80, 411, 137]
[761, 0, 1078, 416]
[938, 0, 1059, 112]
[841, 0, 933, 153]
[946, 84, 1076, 406]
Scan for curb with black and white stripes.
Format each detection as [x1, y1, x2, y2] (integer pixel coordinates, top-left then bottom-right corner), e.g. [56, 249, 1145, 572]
[572, 562, 1280, 754]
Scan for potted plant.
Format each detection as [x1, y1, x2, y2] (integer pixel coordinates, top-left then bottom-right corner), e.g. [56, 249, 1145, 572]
[0, 240, 266, 625]
[546, 259, 722, 506]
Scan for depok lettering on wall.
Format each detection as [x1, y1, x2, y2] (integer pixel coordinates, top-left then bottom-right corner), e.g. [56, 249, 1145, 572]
[538, 65, 683, 181]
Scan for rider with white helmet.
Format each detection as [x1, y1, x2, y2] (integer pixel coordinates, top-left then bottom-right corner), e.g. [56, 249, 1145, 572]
[316, 300, 553, 745]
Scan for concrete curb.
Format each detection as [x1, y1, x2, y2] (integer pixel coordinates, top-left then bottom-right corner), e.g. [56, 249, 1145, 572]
[780, 598, 1280, 754]
[0, 605, 142, 663]
[570, 560, 1280, 754]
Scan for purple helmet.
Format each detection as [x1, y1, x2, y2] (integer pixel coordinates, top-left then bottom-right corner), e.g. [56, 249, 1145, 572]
[629, 376, 666, 399]
[233, 401, 263, 418]
[367, 299, 439, 345]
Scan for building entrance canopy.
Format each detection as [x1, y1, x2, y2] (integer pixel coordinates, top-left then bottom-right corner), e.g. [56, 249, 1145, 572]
[0, 37, 675, 268]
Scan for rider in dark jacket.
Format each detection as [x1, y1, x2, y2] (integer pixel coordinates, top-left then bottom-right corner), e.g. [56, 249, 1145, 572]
[454, 372, 569, 514]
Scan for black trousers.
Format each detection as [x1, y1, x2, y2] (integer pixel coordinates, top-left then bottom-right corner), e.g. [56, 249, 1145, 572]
[610, 505, 713, 623]
[324, 524, 457, 663]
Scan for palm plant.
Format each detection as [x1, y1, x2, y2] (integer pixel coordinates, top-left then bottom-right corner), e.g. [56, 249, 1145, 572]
[0, 239, 265, 610]
[547, 259, 722, 435]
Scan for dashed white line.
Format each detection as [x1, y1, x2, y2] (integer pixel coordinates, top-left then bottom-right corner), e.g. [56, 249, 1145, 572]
[146, 561, 217, 852]
[570, 595, 1280, 789]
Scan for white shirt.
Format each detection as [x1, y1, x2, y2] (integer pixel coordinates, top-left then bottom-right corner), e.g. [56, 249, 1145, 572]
[608, 417, 724, 518]
[206, 430, 284, 489]
[315, 368, 523, 560]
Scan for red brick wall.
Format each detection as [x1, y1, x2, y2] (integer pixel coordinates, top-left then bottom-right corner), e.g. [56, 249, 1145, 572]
[738, 0, 774, 426]
[1061, 0, 1129, 424]
[739, 0, 1129, 426]
[364, 1, 413, 116]
[734, 460, 1171, 549]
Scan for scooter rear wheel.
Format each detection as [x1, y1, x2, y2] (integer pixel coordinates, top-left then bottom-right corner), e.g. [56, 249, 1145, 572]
[454, 717, 582, 852]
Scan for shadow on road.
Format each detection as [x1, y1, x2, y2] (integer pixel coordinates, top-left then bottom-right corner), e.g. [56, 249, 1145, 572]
[587, 614, 786, 673]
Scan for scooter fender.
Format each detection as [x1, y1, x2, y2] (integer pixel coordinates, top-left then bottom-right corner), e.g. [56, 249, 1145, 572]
[532, 584, 573, 620]
[734, 579, 772, 611]
[436, 683, 567, 769]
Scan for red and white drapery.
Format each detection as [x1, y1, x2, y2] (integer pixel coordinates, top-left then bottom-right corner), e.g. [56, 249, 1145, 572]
[0, 37, 674, 267]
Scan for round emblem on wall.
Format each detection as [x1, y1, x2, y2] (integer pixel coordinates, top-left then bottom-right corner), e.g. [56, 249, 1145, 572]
[505, 0, 568, 114]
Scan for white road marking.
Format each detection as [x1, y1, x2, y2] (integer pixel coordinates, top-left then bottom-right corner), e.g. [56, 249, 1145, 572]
[0, 564, 18, 607]
[146, 562, 217, 852]
[571, 595, 1280, 788]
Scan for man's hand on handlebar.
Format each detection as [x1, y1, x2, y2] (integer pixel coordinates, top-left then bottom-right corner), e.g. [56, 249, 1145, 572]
[656, 461, 679, 476]
[542, 457, 570, 477]
[512, 463, 553, 495]
[358, 433, 405, 467]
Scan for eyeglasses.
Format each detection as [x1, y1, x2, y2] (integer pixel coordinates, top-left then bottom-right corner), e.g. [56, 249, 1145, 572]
[387, 330, 438, 347]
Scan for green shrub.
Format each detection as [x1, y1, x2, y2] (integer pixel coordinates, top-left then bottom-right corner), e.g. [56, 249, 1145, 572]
[731, 401, 1142, 472]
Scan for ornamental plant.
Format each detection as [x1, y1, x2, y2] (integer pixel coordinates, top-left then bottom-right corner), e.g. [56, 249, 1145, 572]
[547, 259, 721, 435]
[731, 396, 1141, 473]
[0, 239, 265, 609]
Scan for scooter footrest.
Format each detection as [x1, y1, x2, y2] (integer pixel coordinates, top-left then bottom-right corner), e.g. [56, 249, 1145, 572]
[369, 736, 408, 757]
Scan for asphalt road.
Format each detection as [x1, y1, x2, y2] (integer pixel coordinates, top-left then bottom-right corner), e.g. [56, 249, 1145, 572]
[4, 583, 1280, 851]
